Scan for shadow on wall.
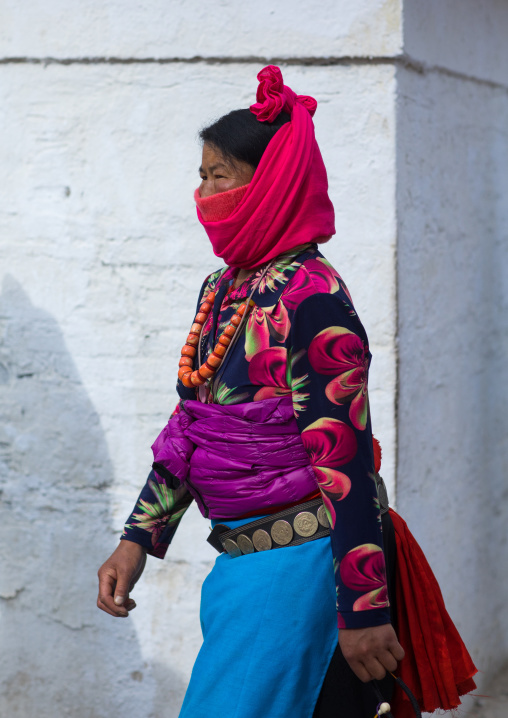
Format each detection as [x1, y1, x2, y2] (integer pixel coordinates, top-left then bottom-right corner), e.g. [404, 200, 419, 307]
[0, 276, 182, 718]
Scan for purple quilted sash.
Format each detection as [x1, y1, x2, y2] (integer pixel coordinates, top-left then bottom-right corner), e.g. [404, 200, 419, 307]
[151, 396, 318, 519]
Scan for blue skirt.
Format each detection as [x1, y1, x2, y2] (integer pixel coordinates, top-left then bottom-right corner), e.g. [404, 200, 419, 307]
[179, 517, 338, 718]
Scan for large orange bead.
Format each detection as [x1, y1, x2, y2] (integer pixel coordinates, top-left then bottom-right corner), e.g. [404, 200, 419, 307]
[224, 324, 236, 337]
[218, 334, 231, 347]
[206, 354, 222, 368]
[206, 291, 216, 303]
[230, 314, 241, 327]
[182, 374, 195, 388]
[200, 300, 213, 314]
[186, 334, 199, 346]
[198, 365, 215, 380]
[195, 312, 208, 324]
[213, 344, 227, 357]
[190, 323, 202, 335]
[182, 345, 197, 357]
[190, 371, 205, 386]
[178, 366, 192, 381]
[179, 356, 194, 367]
[237, 303, 247, 316]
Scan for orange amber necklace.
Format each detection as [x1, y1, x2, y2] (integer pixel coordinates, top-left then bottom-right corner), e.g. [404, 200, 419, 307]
[178, 291, 255, 388]
[178, 263, 272, 390]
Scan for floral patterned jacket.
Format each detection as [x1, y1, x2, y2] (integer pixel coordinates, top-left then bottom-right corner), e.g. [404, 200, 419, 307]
[122, 243, 390, 629]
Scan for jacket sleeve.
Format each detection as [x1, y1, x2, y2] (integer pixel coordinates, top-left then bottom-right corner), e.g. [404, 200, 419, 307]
[289, 292, 391, 629]
[121, 469, 194, 558]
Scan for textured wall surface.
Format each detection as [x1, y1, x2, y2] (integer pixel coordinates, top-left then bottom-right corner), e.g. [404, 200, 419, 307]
[0, 2, 399, 714]
[403, 0, 508, 85]
[1, 0, 402, 59]
[397, 1, 508, 699]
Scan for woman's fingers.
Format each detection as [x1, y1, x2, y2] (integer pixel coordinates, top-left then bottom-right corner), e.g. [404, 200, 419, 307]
[97, 565, 129, 617]
[113, 572, 133, 610]
[348, 660, 372, 683]
[97, 596, 128, 618]
[377, 649, 399, 674]
[362, 656, 388, 682]
[96, 592, 136, 617]
[339, 623, 405, 683]
[349, 651, 398, 683]
[97, 542, 147, 618]
[390, 639, 405, 662]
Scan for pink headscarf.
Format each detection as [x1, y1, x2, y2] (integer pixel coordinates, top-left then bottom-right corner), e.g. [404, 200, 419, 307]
[196, 65, 335, 269]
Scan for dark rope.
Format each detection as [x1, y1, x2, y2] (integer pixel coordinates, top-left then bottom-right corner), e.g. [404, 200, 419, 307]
[370, 674, 422, 717]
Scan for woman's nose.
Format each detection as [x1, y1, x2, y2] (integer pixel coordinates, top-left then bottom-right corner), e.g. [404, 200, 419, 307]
[199, 180, 215, 198]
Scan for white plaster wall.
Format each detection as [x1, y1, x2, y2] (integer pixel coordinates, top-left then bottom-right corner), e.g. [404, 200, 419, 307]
[396, 62, 508, 698]
[0, 48, 398, 718]
[1, 0, 402, 59]
[403, 0, 508, 86]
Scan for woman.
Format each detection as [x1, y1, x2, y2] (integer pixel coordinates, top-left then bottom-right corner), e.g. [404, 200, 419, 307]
[97, 67, 472, 718]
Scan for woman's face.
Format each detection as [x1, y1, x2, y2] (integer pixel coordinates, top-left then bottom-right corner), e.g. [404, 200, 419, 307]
[198, 143, 255, 198]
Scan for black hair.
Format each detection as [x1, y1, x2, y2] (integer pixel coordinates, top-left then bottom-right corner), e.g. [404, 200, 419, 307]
[199, 109, 291, 169]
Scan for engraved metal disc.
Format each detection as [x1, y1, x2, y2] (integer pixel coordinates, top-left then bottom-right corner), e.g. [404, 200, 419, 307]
[293, 511, 318, 537]
[222, 539, 242, 558]
[236, 534, 254, 555]
[252, 529, 272, 552]
[271, 520, 293, 545]
[317, 505, 330, 528]
[375, 474, 390, 512]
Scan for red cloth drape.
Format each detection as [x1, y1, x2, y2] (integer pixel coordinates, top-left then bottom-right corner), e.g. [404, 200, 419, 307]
[389, 509, 477, 716]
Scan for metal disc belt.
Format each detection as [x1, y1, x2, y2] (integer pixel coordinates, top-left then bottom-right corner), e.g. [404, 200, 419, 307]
[207, 497, 330, 557]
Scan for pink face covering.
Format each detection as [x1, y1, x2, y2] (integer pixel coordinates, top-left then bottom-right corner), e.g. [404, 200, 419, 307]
[196, 65, 336, 269]
[194, 184, 249, 223]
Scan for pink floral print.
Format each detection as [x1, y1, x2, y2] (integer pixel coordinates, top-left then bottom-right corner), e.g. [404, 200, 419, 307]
[340, 543, 389, 611]
[245, 303, 290, 360]
[308, 326, 370, 430]
[301, 417, 356, 526]
[247, 347, 291, 401]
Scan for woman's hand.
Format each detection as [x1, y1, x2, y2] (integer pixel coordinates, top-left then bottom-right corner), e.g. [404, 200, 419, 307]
[339, 624, 405, 682]
[97, 540, 147, 618]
